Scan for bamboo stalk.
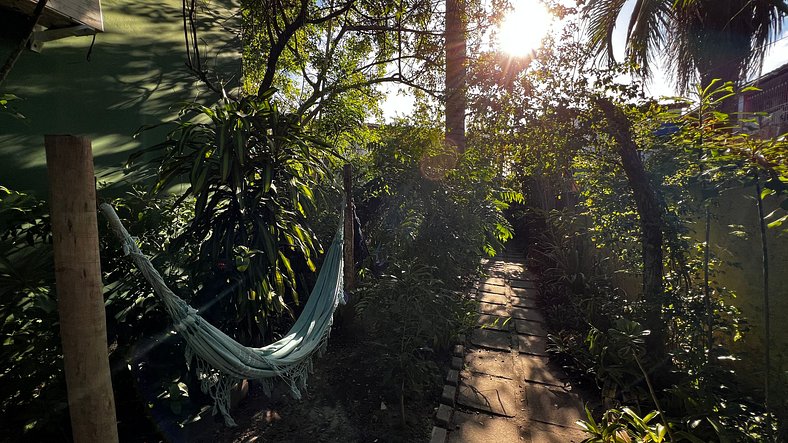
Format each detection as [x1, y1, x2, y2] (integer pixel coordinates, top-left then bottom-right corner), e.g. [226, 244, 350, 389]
[754, 174, 771, 435]
[343, 164, 355, 291]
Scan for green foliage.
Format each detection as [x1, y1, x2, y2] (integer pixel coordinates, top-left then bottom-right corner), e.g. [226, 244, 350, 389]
[0, 186, 208, 438]
[0, 187, 63, 437]
[468, 23, 592, 194]
[538, 154, 776, 441]
[355, 261, 474, 405]
[344, 119, 515, 427]
[579, 407, 673, 443]
[239, 0, 447, 121]
[664, 80, 788, 233]
[0, 93, 24, 119]
[505, 43, 780, 440]
[131, 93, 336, 342]
[101, 191, 209, 424]
[355, 121, 516, 286]
[585, 320, 648, 404]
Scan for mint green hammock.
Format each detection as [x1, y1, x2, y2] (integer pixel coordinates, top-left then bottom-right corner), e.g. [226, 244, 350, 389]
[100, 204, 345, 426]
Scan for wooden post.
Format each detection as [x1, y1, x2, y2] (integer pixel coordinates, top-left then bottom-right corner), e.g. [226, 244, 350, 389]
[343, 164, 355, 291]
[45, 135, 119, 443]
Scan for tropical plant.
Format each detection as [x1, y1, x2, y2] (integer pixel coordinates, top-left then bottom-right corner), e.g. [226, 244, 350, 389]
[129, 92, 337, 344]
[339, 115, 516, 430]
[495, 28, 784, 437]
[355, 120, 517, 285]
[579, 407, 672, 443]
[0, 187, 64, 438]
[355, 260, 474, 425]
[663, 80, 788, 437]
[583, 0, 788, 89]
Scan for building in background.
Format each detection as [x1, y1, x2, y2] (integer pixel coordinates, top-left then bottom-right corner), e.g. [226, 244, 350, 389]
[739, 62, 788, 138]
[0, 0, 239, 194]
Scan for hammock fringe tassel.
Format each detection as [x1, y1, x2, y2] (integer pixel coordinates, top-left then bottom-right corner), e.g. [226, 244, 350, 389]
[100, 204, 345, 426]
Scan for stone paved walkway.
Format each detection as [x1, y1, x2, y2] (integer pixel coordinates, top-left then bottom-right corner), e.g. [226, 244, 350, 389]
[447, 252, 587, 443]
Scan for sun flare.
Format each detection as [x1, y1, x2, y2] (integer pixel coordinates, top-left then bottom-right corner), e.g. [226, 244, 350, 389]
[497, 1, 553, 57]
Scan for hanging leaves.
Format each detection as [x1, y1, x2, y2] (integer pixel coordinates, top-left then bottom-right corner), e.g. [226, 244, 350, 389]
[133, 94, 336, 341]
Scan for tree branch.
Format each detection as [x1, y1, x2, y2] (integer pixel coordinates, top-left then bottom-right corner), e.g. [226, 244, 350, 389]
[345, 24, 442, 36]
[297, 72, 438, 119]
[307, 0, 355, 25]
[257, 0, 309, 96]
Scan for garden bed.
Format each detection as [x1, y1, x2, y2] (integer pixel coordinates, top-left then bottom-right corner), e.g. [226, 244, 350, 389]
[183, 330, 447, 443]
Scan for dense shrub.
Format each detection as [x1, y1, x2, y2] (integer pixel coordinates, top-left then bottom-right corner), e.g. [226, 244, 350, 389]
[343, 121, 517, 427]
[523, 86, 784, 440]
[0, 187, 64, 439]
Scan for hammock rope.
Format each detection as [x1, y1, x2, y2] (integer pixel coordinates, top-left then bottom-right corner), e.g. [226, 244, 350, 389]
[100, 204, 345, 426]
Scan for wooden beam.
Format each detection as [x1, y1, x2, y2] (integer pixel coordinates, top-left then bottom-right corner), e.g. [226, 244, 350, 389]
[45, 135, 118, 443]
[3, 0, 104, 32]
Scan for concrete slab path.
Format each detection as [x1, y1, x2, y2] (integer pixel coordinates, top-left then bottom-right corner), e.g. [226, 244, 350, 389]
[447, 254, 587, 443]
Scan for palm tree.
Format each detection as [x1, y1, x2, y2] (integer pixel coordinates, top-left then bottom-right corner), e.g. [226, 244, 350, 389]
[584, 0, 788, 90]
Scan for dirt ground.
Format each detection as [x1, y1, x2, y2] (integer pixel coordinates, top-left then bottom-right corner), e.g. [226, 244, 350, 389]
[183, 332, 441, 443]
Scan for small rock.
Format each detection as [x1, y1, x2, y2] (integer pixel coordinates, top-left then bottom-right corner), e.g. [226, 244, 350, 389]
[430, 426, 447, 443]
[441, 385, 456, 406]
[435, 404, 452, 426]
[446, 369, 459, 386]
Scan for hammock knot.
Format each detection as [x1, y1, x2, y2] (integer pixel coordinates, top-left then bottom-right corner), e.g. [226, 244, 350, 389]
[173, 306, 200, 334]
[121, 236, 140, 256]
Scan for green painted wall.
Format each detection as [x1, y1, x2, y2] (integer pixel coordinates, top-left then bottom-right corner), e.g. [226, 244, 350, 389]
[607, 184, 788, 394]
[0, 0, 239, 195]
[710, 186, 788, 390]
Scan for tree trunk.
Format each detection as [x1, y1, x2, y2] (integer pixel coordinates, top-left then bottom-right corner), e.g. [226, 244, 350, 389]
[445, 0, 466, 153]
[45, 135, 119, 443]
[596, 98, 665, 350]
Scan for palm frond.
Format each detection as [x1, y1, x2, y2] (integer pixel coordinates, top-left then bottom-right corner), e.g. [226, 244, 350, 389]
[625, 0, 672, 77]
[584, 0, 788, 91]
[665, 1, 702, 93]
[746, 0, 785, 78]
[584, 0, 628, 64]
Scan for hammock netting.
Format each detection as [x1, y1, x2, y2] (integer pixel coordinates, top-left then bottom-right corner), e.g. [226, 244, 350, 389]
[100, 204, 345, 426]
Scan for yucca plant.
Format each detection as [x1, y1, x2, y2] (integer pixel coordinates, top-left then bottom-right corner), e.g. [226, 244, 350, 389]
[579, 406, 672, 443]
[129, 90, 337, 343]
